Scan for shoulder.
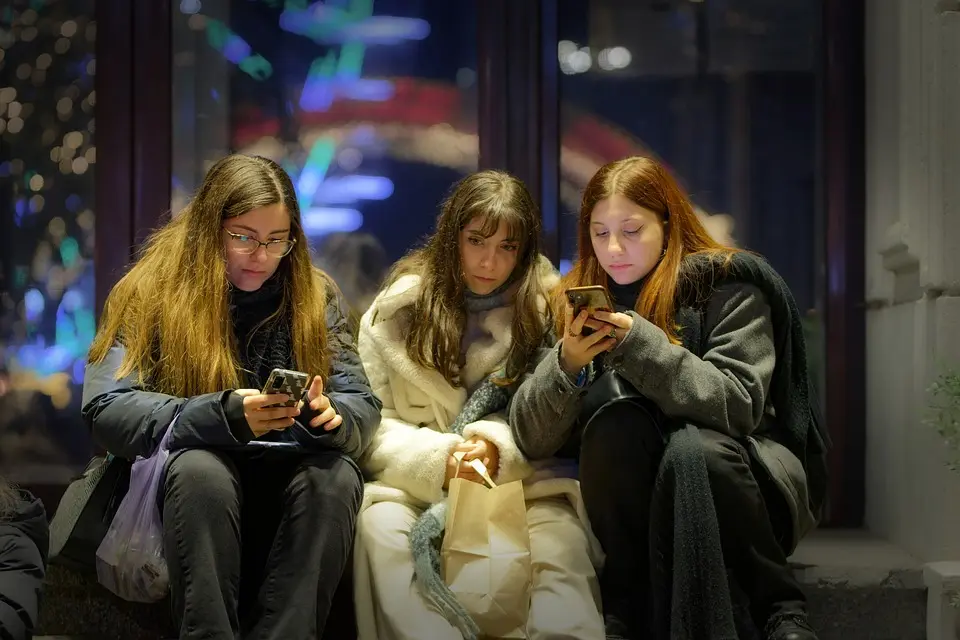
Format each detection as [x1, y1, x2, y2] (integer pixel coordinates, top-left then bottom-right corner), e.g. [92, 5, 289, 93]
[532, 254, 560, 291]
[705, 282, 772, 326]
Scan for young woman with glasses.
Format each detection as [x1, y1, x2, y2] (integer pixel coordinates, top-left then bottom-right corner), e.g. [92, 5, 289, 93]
[67, 154, 382, 640]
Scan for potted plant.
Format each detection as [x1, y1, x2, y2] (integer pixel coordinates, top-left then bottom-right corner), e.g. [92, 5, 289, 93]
[927, 368, 960, 473]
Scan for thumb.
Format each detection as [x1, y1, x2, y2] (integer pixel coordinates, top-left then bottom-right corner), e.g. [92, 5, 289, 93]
[235, 388, 259, 397]
[309, 375, 324, 399]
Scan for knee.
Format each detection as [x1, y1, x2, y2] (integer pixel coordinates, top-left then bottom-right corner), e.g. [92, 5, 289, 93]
[288, 454, 362, 516]
[580, 401, 662, 468]
[355, 501, 413, 549]
[698, 430, 752, 497]
[164, 449, 239, 512]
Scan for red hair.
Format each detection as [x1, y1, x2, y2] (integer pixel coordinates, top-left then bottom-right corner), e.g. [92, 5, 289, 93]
[557, 156, 738, 344]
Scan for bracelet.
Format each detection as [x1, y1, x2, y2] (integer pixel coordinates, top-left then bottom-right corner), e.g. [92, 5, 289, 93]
[575, 367, 588, 388]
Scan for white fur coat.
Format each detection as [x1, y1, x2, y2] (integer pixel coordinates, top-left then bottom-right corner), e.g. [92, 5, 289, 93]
[356, 261, 602, 566]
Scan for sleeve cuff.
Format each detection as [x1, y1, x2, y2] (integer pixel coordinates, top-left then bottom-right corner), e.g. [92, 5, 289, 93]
[222, 391, 254, 443]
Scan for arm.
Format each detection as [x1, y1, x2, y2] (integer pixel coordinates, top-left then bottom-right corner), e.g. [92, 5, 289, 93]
[289, 287, 383, 459]
[605, 283, 775, 438]
[0, 496, 46, 640]
[82, 346, 253, 460]
[356, 308, 463, 505]
[0, 530, 44, 640]
[507, 342, 591, 460]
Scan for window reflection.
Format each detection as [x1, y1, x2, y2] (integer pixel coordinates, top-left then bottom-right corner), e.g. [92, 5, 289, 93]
[0, 1, 97, 481]
[557, 0, 823, 389]
[173, 0, 478, 316]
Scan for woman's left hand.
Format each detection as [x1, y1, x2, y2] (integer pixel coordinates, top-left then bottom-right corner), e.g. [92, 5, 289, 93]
[301, 375, 343, 431]
[590, 310, 633, 343]
[461, 437, 500, 479]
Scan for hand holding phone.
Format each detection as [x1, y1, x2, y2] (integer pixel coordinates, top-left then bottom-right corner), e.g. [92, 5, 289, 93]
[234, 389, 300, 437]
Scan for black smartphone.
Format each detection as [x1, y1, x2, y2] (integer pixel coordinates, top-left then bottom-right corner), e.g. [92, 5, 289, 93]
[261, 368, 311, 408]
[565, 285, 615, 335]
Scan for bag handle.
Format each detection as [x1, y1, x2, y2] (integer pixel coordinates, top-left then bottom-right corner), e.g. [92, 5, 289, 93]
[452, 450, 497, 489]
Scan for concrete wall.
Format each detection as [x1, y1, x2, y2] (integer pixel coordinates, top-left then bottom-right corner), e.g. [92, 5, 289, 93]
[865, 0, 960, 562]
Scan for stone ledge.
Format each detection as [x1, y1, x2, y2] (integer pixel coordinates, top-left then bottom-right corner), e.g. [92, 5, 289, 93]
[789, 528, 925, 588]
[924, 561, 960, 640]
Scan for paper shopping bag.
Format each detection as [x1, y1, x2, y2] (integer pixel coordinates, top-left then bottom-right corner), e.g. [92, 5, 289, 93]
[441, 455, 532, 639]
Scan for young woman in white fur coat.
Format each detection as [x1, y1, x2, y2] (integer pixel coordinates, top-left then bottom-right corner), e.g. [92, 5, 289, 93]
[354, 170, 605, 640]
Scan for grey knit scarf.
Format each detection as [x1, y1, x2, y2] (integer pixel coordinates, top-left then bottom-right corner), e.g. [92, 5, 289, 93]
[408, 278, 518, 639]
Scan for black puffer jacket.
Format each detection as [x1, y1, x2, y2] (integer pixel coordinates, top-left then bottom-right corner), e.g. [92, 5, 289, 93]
[0, 488, 48, 640]
[81, 284, 382, 463]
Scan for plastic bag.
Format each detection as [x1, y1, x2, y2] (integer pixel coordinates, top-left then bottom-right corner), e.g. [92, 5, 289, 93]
[95, 417, 176, 602]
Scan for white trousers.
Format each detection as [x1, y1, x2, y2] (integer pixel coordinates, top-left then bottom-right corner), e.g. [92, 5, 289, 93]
[354, 497, 605, 640]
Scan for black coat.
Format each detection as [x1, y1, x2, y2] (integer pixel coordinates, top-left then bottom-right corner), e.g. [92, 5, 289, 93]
[81, 286, 382, 463]
[0, 489, 48, 640]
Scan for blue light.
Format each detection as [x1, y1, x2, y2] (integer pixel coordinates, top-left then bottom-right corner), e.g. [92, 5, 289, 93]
[313, 175, 394, 204]
[338, 78, 393, 102]
[66, 194, 81, 212]
[72, 357, 86, 385]
[302, 207, 364, 236]
[179, 0, 201, 14]
[222, 34, 252, 65]
[24, 289, 44, 322]
[559, 259, 573, 275]
[61, 289, 83, 312]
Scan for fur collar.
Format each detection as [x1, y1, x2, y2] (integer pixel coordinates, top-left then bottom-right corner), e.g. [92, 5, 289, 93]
[361, 255, 559, 426]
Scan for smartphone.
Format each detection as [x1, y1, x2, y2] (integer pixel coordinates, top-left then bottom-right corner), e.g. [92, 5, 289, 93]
[565, 285, 615, 335]
[261, 368, 310, 408]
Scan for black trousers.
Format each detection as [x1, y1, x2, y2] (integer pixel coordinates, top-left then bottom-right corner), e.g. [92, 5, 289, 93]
[161, 447, 362, 640]
[577, 401, 806, 636]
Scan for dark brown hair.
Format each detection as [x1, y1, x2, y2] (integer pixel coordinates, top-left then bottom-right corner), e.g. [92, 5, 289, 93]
[382, 170, 551, 386]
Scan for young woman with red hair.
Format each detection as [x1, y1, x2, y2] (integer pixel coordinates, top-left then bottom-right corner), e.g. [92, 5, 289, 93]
[509, 156, 828, 640]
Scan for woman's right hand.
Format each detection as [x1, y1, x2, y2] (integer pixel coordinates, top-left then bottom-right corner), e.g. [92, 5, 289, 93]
[559, 306, 618, 375]
[234, 389, 301, 437]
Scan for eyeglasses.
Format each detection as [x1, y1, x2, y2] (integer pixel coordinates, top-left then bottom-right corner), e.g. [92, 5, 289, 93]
[223, 229, 296, 257]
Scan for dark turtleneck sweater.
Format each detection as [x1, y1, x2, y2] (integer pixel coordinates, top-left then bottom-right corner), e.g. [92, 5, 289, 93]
[606, 276, 643, 313]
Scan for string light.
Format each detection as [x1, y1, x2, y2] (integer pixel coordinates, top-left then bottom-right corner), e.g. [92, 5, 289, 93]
[0, 1, 97, 418]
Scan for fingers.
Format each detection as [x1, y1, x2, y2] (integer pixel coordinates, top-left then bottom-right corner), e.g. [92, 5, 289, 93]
[258, 404, 300, 421]
[309, 406, 337, 429]
[456, 469, 484, 484]
[571, 310, 589, 335]
[248, 393, 293, 410]
[235, 388, 261, 397]
[584, 325, 616, 348]
[259, 416, 296, 432]
[309, 392, 331, 413]
[321, 414, 343, 432]
[582, 318, 615, 333]
[585, 338, 617, 360]
[308, 375, 324, 401]
[564, 304, 574, 334]
[592, 310, 630, 328]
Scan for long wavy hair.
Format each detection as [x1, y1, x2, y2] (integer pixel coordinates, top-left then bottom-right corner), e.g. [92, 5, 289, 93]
[381, 170, 551, 387]
[558, 156, 739, 344]
[88, 154, 331, 396]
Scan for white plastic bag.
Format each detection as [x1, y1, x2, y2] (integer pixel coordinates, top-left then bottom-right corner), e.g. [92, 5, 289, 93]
[95, 418, 175, 602]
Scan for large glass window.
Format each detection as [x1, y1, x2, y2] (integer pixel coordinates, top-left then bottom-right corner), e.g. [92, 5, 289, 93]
[172, 0, 478, 316]
[0, 0, 97, 482]
[557, 0, 823, 389]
